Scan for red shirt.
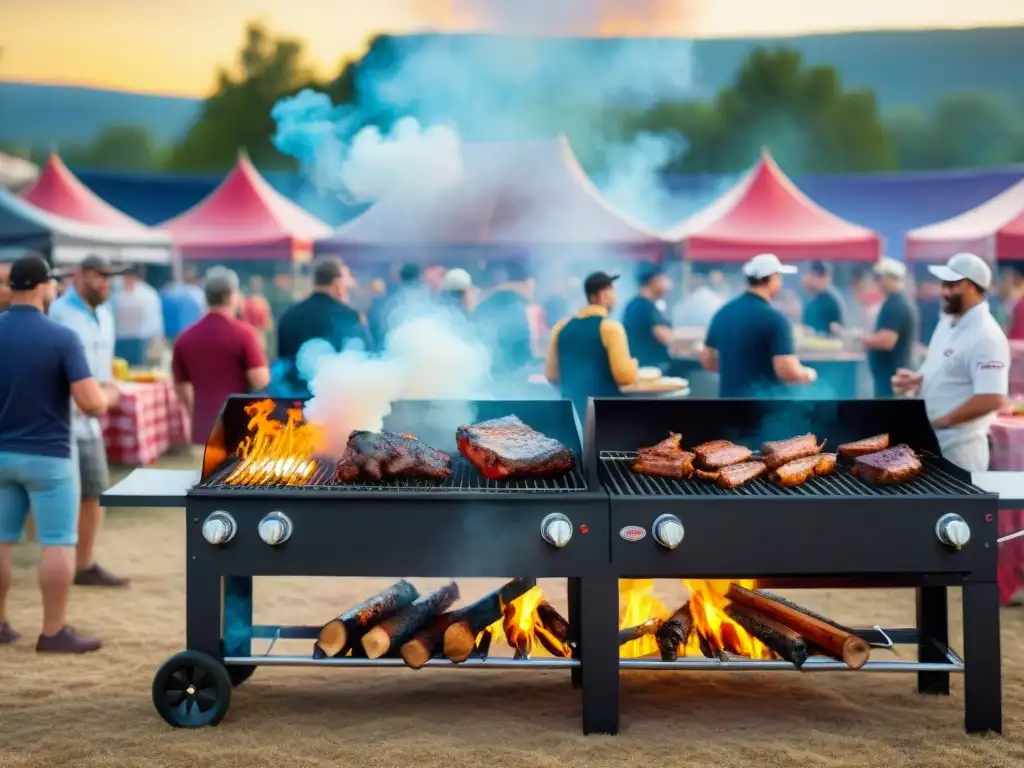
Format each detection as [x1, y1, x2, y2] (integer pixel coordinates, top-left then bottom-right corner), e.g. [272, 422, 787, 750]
[241, 295, 272, 331]
[172, 312, 266, 444]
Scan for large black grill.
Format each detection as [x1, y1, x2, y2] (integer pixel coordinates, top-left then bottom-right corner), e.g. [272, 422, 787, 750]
[599, 450, 982, 497]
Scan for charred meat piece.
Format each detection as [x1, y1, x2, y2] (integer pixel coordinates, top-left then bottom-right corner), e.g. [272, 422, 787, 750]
[770, 453, 838, 487]
[694, 469, 720, 482]
[336, 430, 452, 482]
[761, 434, 822, 469]
[838, 434, 890, 461]
[716, 461, 768, 489]
[632, 433, 696, 479]
[697, 442, 753, 470]
[456, 415, 574, 480]
[692, 440, 732, 463]
[851, 444, 921, 485]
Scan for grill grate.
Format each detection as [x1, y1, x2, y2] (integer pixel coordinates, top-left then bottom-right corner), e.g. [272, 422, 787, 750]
[195, 456, 588, 494]
[599, 451, 982, 498]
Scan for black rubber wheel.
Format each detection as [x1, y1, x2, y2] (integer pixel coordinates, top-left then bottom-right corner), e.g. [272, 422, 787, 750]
[228, 665, 256, 687]
[152, 651, 232, 728]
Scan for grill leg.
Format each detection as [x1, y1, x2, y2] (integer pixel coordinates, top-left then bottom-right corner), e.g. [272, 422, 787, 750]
[568, 577, 582, 688]
[224, 576, 253, 657]
[915, 586, 949, 695]
[962, 581, 1002, 734]
[186, 565, 223, 658]
[580, 571, 619, 735]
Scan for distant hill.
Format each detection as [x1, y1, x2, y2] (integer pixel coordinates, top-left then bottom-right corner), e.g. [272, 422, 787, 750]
[1, 27, 1022, 146]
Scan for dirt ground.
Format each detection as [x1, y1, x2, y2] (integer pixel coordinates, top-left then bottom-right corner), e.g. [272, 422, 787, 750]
[2, 456, 1023, 768]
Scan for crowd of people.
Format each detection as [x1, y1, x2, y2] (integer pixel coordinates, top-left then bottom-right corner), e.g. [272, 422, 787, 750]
[0, 248, 1018, 650]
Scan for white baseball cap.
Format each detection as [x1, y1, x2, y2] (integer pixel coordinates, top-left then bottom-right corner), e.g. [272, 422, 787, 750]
[742, 253, 798, 279]
[927, 252, 992, 290]
[873, 257, 907, 279]
[440, 268, 472, 292]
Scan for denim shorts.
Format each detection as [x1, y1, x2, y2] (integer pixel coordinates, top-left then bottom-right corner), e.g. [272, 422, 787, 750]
[0, 451, 79, 546]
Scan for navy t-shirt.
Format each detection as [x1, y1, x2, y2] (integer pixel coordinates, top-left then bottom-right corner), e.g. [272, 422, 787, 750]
[706, 292, 796, 398]
[0, 306, 92, 458]
[802, 288, 845, 335]
[622, 296, 671, 368]
[868, 293, 918, 397]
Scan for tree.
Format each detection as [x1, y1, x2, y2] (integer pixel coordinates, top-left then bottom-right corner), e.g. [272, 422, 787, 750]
[166, 22, 318, 172]
[62, 125, 163, 170]
[926, 92, 1024, 168]
[884, 108, 935, 170]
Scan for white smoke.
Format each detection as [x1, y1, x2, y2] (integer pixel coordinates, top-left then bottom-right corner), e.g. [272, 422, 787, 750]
[302, 308, 492, 456]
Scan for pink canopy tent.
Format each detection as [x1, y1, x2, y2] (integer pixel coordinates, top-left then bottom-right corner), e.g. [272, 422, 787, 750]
[317, 136, 667, 259]
[905, 177, 1024, 262]
[160, 152, 332, 261]
[665, 150, 882, 263]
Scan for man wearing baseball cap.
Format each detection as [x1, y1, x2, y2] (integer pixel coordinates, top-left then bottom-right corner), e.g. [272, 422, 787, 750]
[545, 271, 638, 415]
[892, 252, 1010, 470]
[49, 255, 131, 587]
[0, 254, 108, 652]
[702, 254, 817, 397]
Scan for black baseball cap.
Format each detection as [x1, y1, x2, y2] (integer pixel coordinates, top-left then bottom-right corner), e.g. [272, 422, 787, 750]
[8, 254, 69, 291]
[80, 254, 130, 277]
[584, 271, 619, 297]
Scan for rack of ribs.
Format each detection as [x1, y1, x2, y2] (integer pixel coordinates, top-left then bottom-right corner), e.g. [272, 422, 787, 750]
[336, 430, 453, 482]
[693, 439, 753, 470]
[837, 434, 890, 461]
[632, 433, 696, 479]
[456, 415, 575, 480]
[761, 434, 823, 469]
[769, 453, 838, 487]
[712, 461, 768, 489]
[850, 444, 922, 485]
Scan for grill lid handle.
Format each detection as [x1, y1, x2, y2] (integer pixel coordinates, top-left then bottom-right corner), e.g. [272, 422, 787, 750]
[935, 513, 971, 550]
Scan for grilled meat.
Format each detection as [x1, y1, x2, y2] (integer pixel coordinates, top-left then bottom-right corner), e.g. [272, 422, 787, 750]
[716, 461, 768, 489]
[850, 444, 921, 485]
[695, 441, 753, 470]
[694, 469, 720, 482]
[632, 433, 695, 479]
[838, 434, 890, 461]
[456, 415, 574, 480]
[770, 453, 838, 487]
[761, 433, 822, 469]
[336, 430, 452, 482]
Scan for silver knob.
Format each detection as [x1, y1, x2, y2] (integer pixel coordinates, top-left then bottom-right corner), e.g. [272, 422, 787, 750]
[653, 514, 684, 550]
[201, 511, 237, 545]
[936, 513, 971, 550]
[540, 513, 572, 548]
[258, 511, 293, 546]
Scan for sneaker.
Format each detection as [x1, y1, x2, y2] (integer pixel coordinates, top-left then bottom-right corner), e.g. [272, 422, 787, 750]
[36, 626, 101, 654]
[0, 621, 20, 644]
[75, 563, 130, 587]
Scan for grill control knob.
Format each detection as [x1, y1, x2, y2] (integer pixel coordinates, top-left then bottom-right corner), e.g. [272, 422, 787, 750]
[653, 514, 684, 550]
[936, 513, 971, 550]
[541, 513, 572, 548]
[201, 511, 237, 545]
[258, 511, 293, 546]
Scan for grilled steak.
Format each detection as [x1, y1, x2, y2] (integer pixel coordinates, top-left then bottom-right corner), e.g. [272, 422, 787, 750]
[716, 461, 768, 489]
[696, 441, 753, 470]
[632, 433, 696, 479]
[761, 433, 822, 469]
[336, 430, 452, 482]
[694, 469, 720, 482]
[838, 434, 890, 461]
[851, 444, 921, 484]
[770, 453, 838, 487]
[456, 415, 574, 480]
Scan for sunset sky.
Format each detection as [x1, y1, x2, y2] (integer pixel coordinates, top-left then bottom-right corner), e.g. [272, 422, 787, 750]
[1, 0, 1021, 97]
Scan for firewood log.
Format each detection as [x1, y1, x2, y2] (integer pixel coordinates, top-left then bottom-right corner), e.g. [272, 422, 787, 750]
[534, 601, 573, 657]
[443, 578, 537, 662]
[619, 618, 664, 646]
[656, 602, 693, 661]
[315, 579, 420, 657]
[503, 599, 534, 658]
[726, 583, 870, 669]
[362, 582, 460, 660]
[400, 613, 455, 670]
[474, 629, 493, 660]
[724, 603, 809, 667]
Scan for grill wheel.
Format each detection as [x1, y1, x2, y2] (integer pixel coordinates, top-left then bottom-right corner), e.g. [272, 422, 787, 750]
[152, 651, 232, 728]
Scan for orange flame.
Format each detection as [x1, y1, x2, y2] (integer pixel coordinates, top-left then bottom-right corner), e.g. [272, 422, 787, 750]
[619, 579, 669, 658]
[683, 579, 773, 660]
[224, 399, 325, 486]
[496, 586, 573, 658]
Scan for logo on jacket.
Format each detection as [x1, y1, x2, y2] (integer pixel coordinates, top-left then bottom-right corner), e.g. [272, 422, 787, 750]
[978, 360, 1005, 370]
[943, 348, 954, 357]
[619, 526, 647, 542]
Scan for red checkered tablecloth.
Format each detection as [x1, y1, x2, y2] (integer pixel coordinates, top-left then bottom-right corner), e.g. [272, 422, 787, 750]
[991, 413, 1024, 604]
[101, 381, 190, 466]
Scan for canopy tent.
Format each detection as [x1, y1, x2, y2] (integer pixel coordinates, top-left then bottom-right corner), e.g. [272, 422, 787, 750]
[0, 188, 173, 264]
[160, 152, 332, 261]
[664, 150, 882, 263]
[0, 152, 39, 192]
[905, 177, 1024, 262]
[317, 136, 667, 259]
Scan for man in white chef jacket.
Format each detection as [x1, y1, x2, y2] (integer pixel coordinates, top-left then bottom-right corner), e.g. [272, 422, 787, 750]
[892, 252, 1010, 471]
